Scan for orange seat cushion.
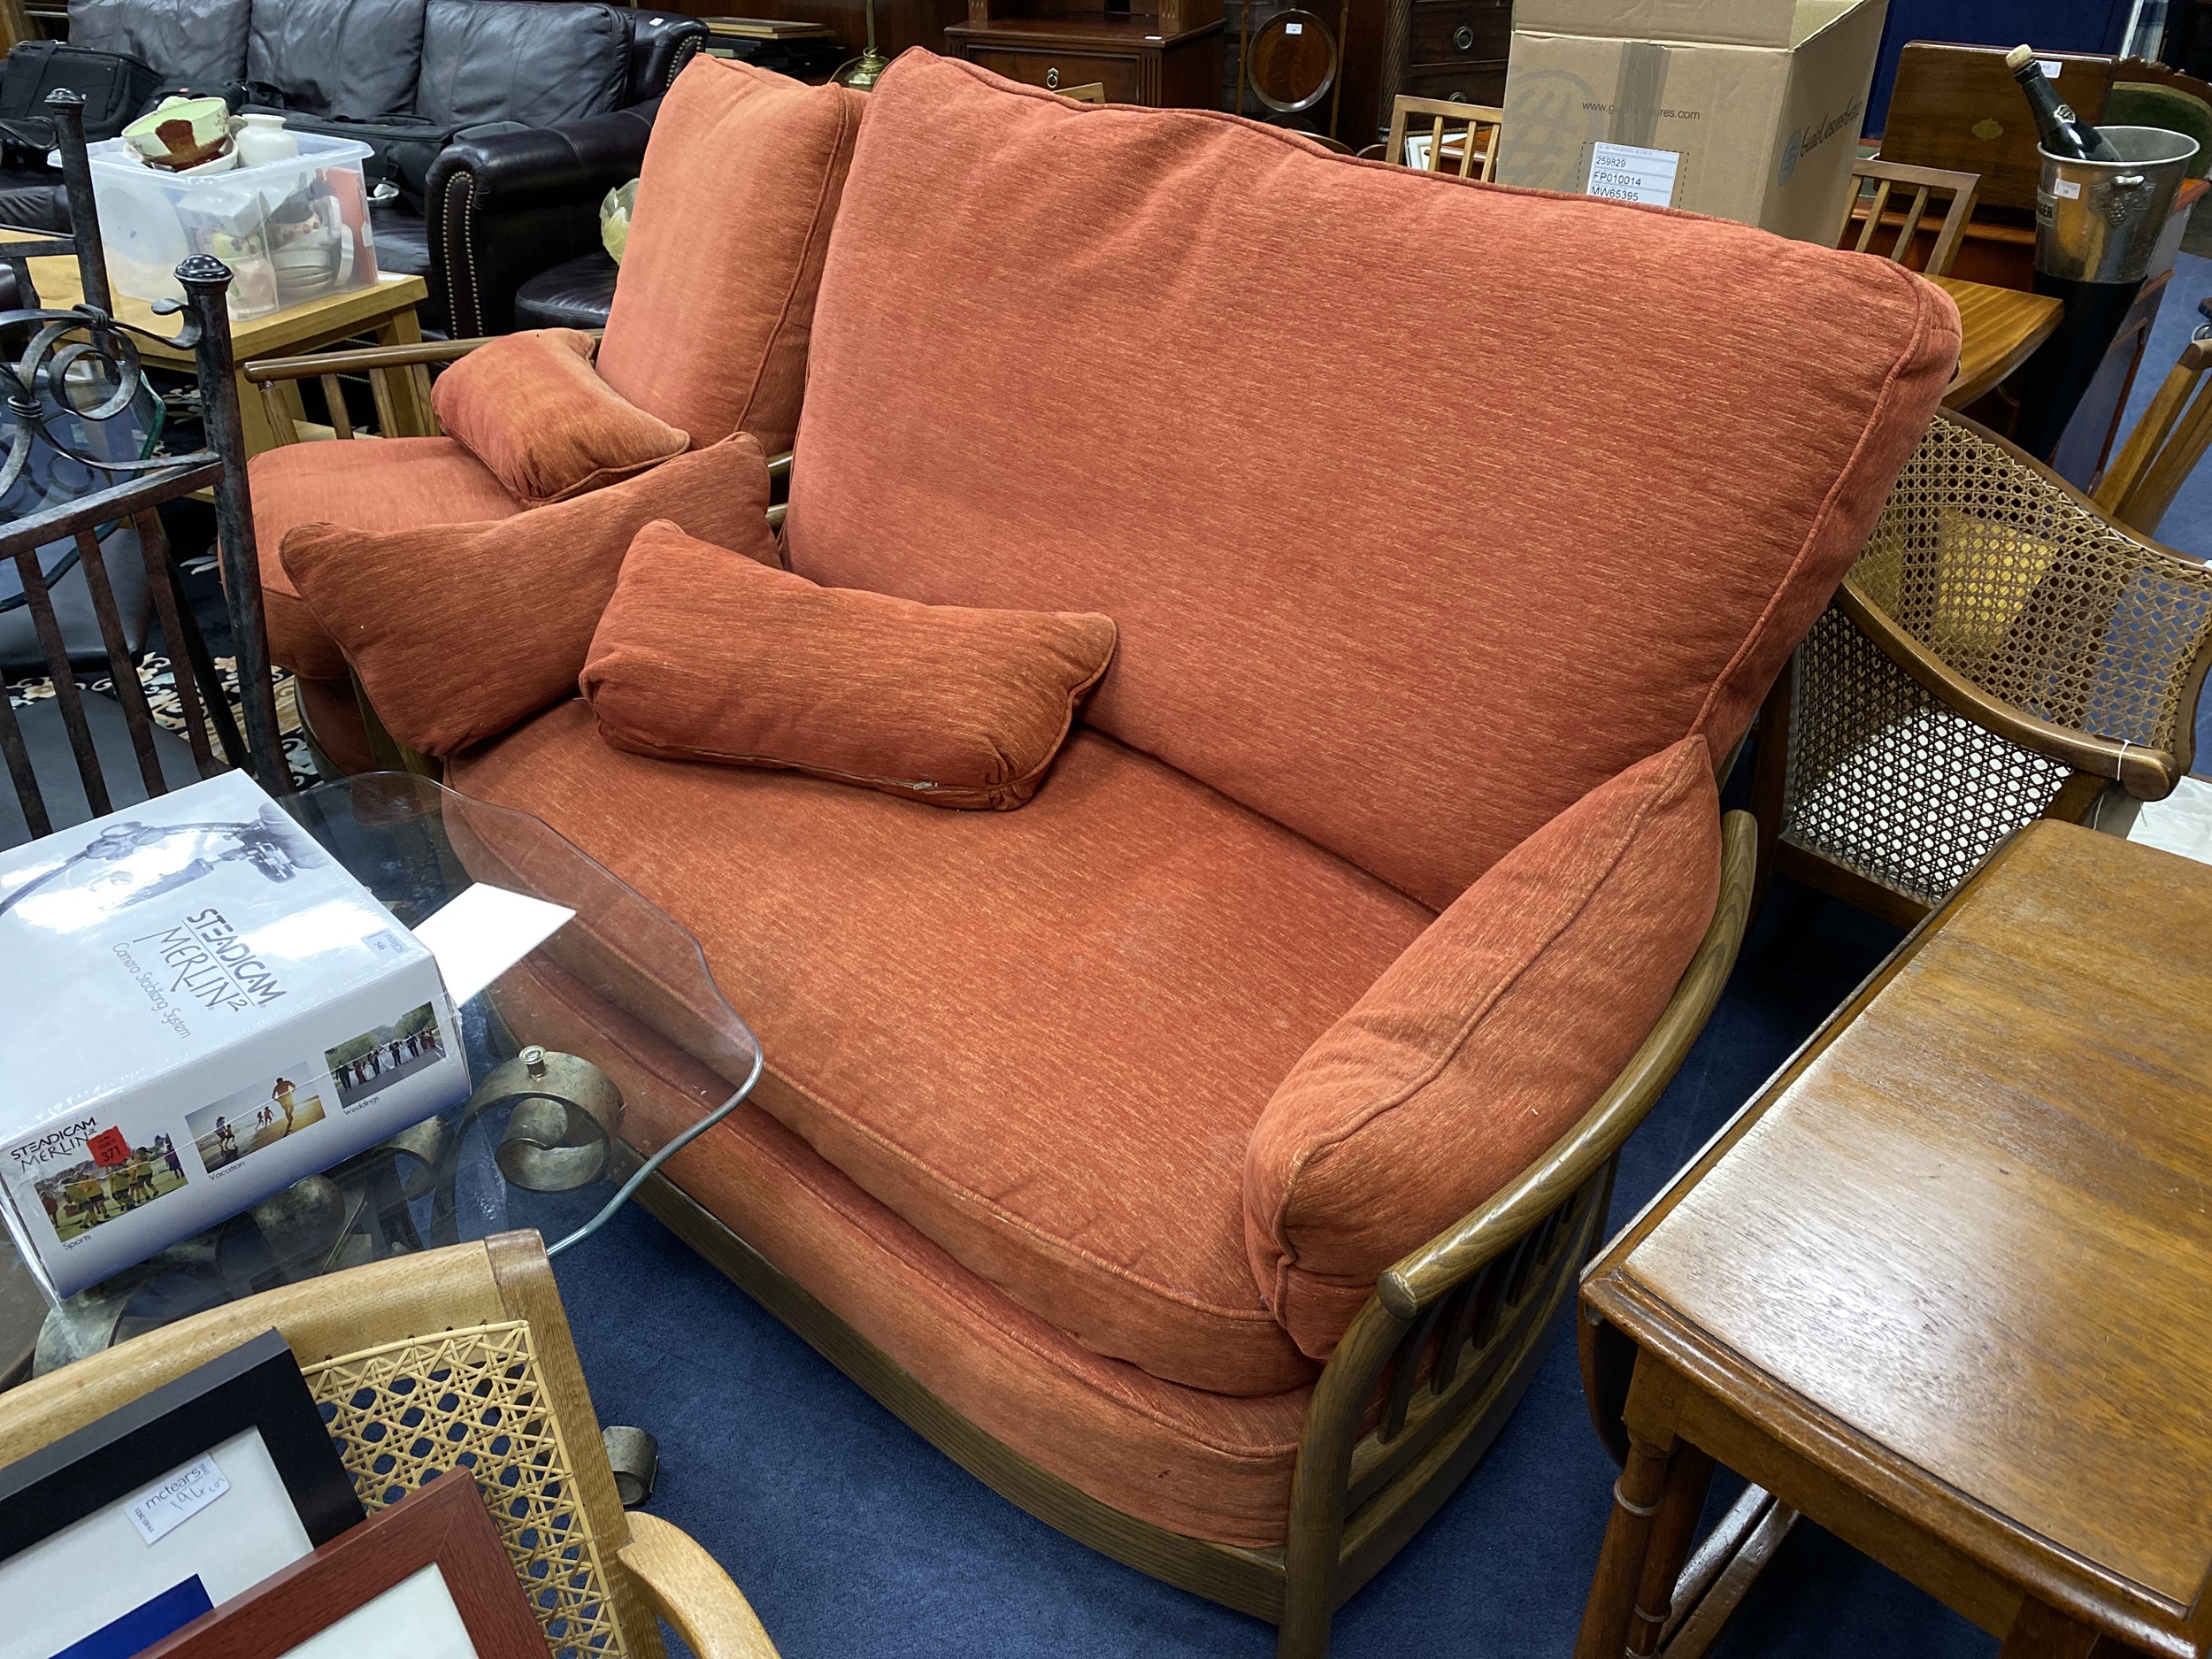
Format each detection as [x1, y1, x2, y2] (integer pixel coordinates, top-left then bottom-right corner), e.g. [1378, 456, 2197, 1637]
[595, 58, 864, 457]
[483, 953, 1314, 1548]
[450, 701, 1434, 1394]
[582, 521, 1118, 809]
[1247, 735, 1721, 1358]
[787, 54, 1960, 910]
[248, 436, 522, 687]
[432, 328, 688, 507]
[280, 435, 777, 757]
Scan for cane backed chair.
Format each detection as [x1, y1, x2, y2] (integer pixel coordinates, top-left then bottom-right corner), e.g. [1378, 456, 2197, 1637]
[0, 91, 288, 846]
[0, 1231, 782, 1659]
[1386, 95, 1503, 180]
[1751, 411, 2212, 926]
[1836, 157, 1978, 276]
[2093, 312, 2212, 538]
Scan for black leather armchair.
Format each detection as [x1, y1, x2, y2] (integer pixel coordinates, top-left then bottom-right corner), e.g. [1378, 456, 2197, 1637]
[422, 100, 655, 337]
[383, 10, 700, 334]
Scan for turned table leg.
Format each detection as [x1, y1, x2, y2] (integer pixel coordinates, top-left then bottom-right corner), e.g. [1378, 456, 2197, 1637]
[1625, 1442, 1714, 1656]
[1575, 1428, 1680, 1659]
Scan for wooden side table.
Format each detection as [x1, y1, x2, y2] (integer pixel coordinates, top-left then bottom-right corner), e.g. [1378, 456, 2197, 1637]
[26, 261, 433, 457]
[1933, 273, 2062, 411]
[1575, 820, 2212, 1659]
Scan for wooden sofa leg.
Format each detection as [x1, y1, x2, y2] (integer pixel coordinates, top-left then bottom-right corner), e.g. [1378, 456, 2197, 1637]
[1275, 1576, 1336, 1659]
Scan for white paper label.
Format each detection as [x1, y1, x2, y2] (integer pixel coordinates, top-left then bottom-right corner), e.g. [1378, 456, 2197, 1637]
[2039, 58, 2063, 78]
[414, 883, 575, 1005]
[1284, 19, 1302, 31]
[1586, 142, 1681, 207]
[127, 1454, 230, 1545]
[2054, 178, 2081, 199]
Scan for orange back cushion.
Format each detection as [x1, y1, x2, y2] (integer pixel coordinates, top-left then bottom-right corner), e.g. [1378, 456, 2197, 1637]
[786, 54, 1958, 910]
[595, 58, 864, 457]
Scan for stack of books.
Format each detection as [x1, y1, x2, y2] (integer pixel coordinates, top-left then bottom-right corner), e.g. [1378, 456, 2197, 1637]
[699, 16, 849, 78]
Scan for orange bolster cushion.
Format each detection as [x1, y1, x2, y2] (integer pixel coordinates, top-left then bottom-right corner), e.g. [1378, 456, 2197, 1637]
[581, 519, 1118, 810]
[430, 327, 690, 508]
[1243, 734, 1722, 1360]
[281, 434, 777, 757]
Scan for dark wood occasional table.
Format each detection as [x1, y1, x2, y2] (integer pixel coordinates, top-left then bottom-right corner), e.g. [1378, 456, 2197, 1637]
[1574, 819, 2212, 1659]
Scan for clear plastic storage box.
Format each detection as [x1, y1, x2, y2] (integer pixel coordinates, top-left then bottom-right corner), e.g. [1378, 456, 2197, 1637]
[87, 131, 380, 321]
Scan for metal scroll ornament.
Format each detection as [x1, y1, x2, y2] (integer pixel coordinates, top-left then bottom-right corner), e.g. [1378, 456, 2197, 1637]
[30, 1049, 623, 1376]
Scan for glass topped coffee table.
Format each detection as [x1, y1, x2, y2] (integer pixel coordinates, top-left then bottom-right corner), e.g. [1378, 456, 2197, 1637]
[8, 772, 758, 1380]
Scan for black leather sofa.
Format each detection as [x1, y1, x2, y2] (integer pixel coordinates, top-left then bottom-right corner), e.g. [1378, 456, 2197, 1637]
[2, 0, 700, 333]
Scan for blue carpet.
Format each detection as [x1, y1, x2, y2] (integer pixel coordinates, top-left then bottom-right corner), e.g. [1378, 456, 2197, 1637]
[547, 874, 1999, 1658]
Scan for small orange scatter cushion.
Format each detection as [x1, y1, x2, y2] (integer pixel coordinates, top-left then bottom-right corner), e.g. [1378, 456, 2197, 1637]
[281, 434, 776, 757]
[1243, 734, 1722, 1359]
[582, 520, 1118, 810]
[430, 327, 689, 507]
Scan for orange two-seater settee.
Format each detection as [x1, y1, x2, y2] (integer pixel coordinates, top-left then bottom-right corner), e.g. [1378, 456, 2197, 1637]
[246, 49, 1960, 1659]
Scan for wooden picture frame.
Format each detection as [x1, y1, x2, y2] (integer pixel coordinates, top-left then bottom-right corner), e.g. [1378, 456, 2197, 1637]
[0, 1327, 366, 1659]
[140, 1470, 548, 1659]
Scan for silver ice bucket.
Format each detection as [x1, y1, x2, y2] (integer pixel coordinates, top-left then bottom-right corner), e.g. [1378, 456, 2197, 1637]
[2036, 126, 2200, 286]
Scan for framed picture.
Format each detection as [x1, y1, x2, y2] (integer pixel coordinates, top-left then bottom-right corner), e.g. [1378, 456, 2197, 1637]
[139, 1471, 547, 1659]
[0, 1327, 365, 1659]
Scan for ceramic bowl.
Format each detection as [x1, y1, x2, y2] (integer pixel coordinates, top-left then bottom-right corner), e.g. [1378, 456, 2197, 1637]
[121, 96, 234, 173]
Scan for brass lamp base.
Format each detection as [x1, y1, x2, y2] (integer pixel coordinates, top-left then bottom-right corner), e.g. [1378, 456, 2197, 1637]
[835, 49, 890, 89]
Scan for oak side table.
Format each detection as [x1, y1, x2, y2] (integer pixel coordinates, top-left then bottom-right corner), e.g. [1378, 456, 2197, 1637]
[27, 258, 432, 456]
[1575, 820, 2212, 1659]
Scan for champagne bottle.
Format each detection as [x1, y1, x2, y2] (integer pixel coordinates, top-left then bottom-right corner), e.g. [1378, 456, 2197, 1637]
[2006, 45, 2122, 162]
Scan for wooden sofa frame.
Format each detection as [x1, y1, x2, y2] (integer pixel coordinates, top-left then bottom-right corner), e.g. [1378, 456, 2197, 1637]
[242, 334, 1760, 1658]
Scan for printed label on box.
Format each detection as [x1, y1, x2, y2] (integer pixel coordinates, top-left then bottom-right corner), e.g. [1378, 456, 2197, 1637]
[1586, 141, 1681, 207]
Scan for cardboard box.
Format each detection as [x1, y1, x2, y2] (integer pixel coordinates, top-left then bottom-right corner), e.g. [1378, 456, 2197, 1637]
[1494, 0, 1888, 244]
[0, 772, 468, 1299]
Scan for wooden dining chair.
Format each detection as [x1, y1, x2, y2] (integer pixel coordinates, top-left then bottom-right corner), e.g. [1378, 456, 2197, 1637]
[1385, 94, 1503, 180]
[1, 90, 288, 848]
[2092, 312, 2212, 538]
[1837, 157, 1979, 276]
[0, 1232, 783, 1659]
[1752, 411, 2212, 926]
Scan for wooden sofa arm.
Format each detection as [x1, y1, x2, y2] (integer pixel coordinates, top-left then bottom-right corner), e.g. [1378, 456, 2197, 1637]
[1378, 807, 1756, 1318]
[616, 1512, 782, 1659]
[1834, 579, 2183, 801]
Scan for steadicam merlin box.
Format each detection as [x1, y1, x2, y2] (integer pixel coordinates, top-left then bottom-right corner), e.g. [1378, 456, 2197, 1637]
[0, 772, 469, 1299]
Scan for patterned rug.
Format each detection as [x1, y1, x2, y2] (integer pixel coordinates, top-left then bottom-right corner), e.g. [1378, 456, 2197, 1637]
[5, 653, 320, 792]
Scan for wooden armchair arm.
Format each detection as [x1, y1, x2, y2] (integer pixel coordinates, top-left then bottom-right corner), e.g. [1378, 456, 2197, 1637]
[616, 1512, 782, 1659]
[242, 334, 519, 383]
[1835, 578, 2183, 799]
[1836, 411, 2212, 805]
[1377, 808, 1756, 1317]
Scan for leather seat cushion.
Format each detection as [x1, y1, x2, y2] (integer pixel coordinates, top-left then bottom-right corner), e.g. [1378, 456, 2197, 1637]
[483, 951, 1315, 1548]
[449, 702, 1434, 1395]
[514, 250, 618, 330]
[248, 436, 520, 685]
[368, 197, 433, 279]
